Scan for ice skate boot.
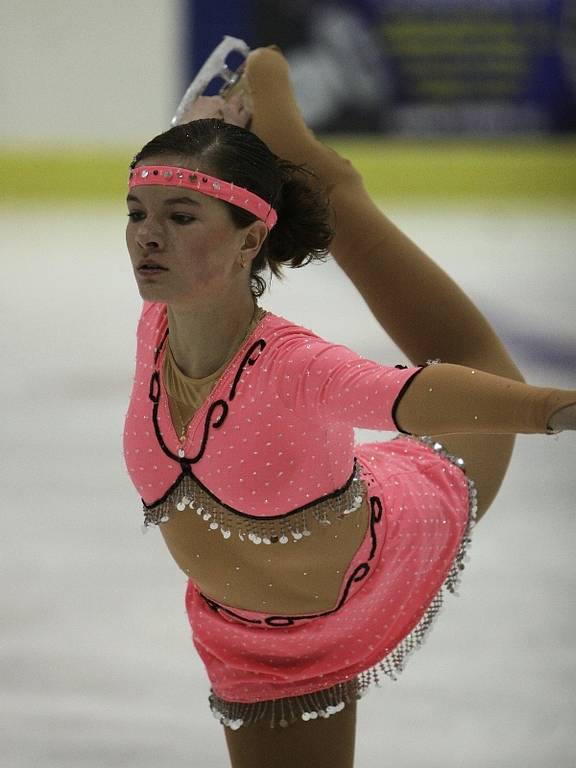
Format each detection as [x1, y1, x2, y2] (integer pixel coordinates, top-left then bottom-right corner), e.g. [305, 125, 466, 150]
[171, 35, 251, 126]
[174, 38, 357, 193]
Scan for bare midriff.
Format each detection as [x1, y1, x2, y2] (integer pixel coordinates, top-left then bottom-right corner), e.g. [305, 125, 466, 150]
[158, 496, 370, 615]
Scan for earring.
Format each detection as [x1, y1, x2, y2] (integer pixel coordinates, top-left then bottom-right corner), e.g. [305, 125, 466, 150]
[239, 254, 246, 269]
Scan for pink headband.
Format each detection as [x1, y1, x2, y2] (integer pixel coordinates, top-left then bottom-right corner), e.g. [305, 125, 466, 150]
[128, 165, 278, 229]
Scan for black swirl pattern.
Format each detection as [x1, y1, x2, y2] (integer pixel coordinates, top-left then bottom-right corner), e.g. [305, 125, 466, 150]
[148, 336, 265, 467]
[186, 400, 228, 464]
[229, 340, 267, 400]
[201, 596, 262, 625]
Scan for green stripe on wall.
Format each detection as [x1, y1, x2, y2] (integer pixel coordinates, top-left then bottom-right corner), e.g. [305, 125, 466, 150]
[2, 140, 575, 202]
[2, 149, 132, 202]
[333, 139, 576, 201]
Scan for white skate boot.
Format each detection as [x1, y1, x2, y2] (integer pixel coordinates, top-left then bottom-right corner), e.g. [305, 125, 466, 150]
[171, 35, 251, 126]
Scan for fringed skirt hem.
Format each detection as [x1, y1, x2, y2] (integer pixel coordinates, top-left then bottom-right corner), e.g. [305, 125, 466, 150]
[209, 437, 477, 730]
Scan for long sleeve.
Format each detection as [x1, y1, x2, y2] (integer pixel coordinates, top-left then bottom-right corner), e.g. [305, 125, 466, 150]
[271, 333, 422, 431]
[394, 363, 576, 436]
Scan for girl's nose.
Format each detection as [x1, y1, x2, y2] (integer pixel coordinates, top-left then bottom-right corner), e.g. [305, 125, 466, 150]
[136, 222, 164, 250]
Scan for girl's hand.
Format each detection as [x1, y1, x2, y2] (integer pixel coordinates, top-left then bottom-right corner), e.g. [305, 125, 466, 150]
[176, 93, 251, 128]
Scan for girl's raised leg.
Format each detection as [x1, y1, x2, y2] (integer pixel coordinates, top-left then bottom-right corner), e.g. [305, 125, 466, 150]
[244, 47, 525, 521]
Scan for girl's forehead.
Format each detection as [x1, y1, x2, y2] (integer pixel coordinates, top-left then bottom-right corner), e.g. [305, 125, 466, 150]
[127, 185, 220, 214]
[127, 179, 234, 219]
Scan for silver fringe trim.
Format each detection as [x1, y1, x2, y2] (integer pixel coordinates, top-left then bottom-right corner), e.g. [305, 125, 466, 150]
[209, 679, 360, 730]
[362, 436, 477, 682]
[209, 436, 476, 729]
[142, 463, 364, 544]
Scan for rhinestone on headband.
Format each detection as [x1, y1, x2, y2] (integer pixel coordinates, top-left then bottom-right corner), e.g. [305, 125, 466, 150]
[128, 165, 278, 229]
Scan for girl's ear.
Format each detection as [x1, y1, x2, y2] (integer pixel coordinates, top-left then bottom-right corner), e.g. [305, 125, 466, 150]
[239, 221, 269, 266]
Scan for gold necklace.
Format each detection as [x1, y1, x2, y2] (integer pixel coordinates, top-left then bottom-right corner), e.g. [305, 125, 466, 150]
[173, 398, 194, 444]
[171, 303, 263, 454]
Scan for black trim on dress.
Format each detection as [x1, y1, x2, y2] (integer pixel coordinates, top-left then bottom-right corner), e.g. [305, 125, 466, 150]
[390, 366, 427, 434]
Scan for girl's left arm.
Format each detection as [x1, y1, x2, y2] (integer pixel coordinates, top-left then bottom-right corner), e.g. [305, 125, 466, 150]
[394, 363, 576, 436]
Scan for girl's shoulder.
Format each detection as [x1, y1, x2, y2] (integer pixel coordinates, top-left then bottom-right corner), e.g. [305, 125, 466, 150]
[260, 309, 329, 347]
[136, 301, 168, 350]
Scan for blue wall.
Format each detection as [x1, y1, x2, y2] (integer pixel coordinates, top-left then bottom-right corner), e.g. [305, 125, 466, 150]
[185, 0, 576, 134]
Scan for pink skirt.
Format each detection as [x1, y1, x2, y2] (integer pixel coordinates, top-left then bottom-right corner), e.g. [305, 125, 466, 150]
[185, 436, 476, 729]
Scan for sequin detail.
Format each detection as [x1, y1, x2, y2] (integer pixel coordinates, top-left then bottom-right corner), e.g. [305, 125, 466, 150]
[209, 679, 360, 730]
[142, 461, 365, 543]
[208, 436, 476, 729]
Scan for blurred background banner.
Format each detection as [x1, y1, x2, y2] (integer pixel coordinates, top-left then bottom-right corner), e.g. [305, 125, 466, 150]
[2, 1, 574, 203]
[187, 0, 576, 134]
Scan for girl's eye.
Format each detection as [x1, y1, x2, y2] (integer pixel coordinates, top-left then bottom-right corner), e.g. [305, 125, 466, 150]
[171, 214, 196, 224]
[127, 211, 145, 222]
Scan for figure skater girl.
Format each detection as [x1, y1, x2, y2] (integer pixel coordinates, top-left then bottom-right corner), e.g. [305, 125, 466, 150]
[123, 46, 575, 768]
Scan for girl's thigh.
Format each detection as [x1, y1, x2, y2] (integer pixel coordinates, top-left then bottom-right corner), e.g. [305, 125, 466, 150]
[432, 433, 516, 522]
[223, 697, 357, 768]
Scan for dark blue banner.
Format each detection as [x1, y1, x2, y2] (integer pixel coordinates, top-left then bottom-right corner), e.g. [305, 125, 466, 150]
[186, 0, 576, 134]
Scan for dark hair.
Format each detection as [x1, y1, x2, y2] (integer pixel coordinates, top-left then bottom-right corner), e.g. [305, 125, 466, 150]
[130, 119, 334, 297]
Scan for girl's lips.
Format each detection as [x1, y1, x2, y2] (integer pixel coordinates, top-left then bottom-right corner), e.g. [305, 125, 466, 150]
[137, 264, 168, 273]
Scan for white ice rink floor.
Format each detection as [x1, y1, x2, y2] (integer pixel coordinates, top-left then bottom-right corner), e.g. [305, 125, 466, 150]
[2, 202, 575, 767]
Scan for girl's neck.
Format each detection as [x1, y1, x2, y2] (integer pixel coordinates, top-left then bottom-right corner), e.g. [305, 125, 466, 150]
[167, 293, 258, 379]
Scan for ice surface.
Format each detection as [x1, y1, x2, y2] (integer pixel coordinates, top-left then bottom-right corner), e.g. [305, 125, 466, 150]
[1, 202, 574, 767]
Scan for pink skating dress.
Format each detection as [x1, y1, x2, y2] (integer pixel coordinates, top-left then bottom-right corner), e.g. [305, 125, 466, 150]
[124, 303, 475, 729]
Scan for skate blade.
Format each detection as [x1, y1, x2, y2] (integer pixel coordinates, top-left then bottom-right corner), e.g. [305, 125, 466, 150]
[171, 35, 251, 126]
